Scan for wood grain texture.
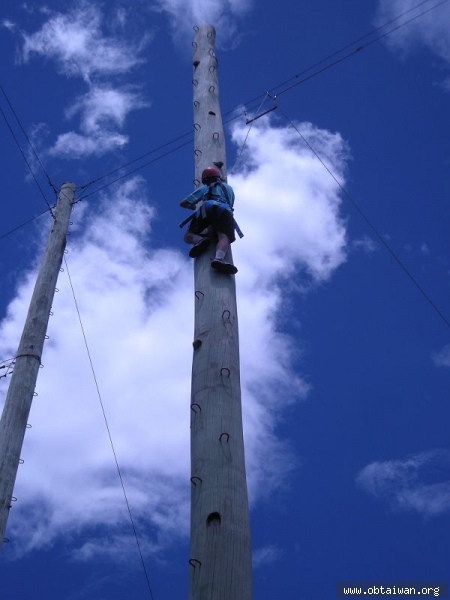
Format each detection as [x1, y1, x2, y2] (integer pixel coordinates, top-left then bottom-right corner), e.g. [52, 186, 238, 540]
[0, 183, 75, 546]
[189, 26, 252, 600]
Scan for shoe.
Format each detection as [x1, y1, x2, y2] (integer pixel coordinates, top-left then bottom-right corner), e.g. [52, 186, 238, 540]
[189, 237, 211, 258]
[211, 258, 238, 275]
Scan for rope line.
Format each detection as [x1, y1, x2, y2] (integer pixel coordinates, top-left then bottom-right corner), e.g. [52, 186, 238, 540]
[277, 101, 450, 329]
[0, 103, 55, 217]
[63, 256, 155, 600]
[77, 131, 194, 194]
[73, 0, 448, 203]
[0, 84, 58, 197]
[273, 0, 449, 98]
[76, 138, 193, 203]
[0, 209, 52, 241]
[229, 93, 270, 175]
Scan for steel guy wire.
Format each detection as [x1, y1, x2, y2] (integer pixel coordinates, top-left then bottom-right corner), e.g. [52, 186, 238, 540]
[229, 93, 271, 175]
[277, 100, 450, 330]
[76, 138, 193, 203]
[275, 0, 450, 98]
[63, 256, 155, 600]
[0, 208, 52, 242]
[0, 103, 55, 217]
[0, 83, 58, 196]
[74, 0, 448, 202]
[3, 0, 446, 217]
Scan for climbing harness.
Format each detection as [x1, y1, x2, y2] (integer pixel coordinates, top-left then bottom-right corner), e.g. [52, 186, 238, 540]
[179, 180, 244, 238]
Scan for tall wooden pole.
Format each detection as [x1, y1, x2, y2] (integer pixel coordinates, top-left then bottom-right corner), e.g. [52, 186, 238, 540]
[189, 26, 252, 599]
[0, 182, 75, 546]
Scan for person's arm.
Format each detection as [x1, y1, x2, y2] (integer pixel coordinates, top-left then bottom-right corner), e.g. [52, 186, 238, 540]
[180, 185, 207, 209]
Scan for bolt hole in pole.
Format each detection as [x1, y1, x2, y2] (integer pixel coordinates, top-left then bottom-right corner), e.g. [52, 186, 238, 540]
[206, 512, 221, 527]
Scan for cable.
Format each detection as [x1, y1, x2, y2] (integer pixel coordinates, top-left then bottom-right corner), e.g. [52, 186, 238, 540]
[78, 131, 194, 194]
[63, 256, 155, 600]
[271, 0, 448, 96]
[0, 208, 51, 241]
[229, 93, 270, 174]
[76, 138, 193, 202]
[0, 84, 58, 196]
[0, 358, 15, 380]
[276, 101, 450, 329]
[74, 0, 448, 204]
[0, 103, 55, 217]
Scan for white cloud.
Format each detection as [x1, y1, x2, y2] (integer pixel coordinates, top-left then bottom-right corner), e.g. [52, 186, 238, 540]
[0, 116, 348, 559]
[356, 449, 450, 517]
[2, 19, 16, 32]
[20, 2, 148, 81]
[230, 116, 348, 284]
[352, 236, 378, 253]
[48, 130, 129, 159]
[11, 3, 150, 159]
[432, 343, 450, 367]
[155, 0, 253, 46]
[66, 86, 148, 132]
[375, 0, 450, 64]
[252, 544, 283, 569]
[48, 85, 148, 158]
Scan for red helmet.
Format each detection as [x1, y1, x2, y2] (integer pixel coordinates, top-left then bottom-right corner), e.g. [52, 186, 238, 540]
[201, 166, 221, 183]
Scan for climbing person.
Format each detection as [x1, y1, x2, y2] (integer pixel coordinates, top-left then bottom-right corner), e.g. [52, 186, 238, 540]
[180, 166, 239, 275]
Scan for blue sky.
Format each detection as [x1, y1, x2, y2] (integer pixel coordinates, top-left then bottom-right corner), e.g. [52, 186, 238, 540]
[1, 1, 450, 599]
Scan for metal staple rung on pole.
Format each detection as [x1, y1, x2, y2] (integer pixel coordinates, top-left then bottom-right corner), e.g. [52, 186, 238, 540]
[189, 558, 202, 568]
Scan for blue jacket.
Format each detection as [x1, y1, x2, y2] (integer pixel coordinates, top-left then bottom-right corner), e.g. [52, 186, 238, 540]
[181, 180, 235, 212]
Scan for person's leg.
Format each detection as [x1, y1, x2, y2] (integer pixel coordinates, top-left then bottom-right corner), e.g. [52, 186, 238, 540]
[214, 232, 230, 260]
[184, 230, 203, 245]
[184, 219, 213, 258]
[211, 232, 237, 274]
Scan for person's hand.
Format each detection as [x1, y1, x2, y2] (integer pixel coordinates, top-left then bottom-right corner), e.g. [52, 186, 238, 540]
[180, 200, 194, 209]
